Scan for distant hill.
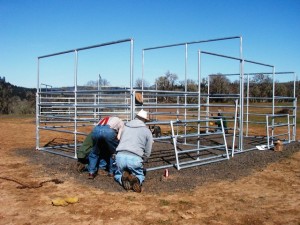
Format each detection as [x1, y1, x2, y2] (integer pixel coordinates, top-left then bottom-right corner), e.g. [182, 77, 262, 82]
[0, 77, 36, 114]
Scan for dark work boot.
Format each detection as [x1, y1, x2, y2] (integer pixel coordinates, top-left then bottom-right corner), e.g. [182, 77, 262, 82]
[88, 173, 96, 179]
[121, 171, 132, 191]
[129, 175, 142, 193]
[76, 162, 86, 173]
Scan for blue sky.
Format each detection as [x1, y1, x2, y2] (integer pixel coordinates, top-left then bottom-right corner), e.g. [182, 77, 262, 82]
[0, 0, 299, 88]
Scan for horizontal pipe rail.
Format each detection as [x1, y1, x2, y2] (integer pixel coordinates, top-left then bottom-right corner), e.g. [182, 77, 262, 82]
[38, 38, 133, 59]
[143, 36, 241, 51]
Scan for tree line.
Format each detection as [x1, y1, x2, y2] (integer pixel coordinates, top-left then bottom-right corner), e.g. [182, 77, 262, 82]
[0, 76, 36, 114]
[0, 72, 298, 115]
[135, 71, 298, 103]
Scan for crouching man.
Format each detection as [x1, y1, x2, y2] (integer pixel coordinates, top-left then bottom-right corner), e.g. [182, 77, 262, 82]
[114, 109, 153, 193]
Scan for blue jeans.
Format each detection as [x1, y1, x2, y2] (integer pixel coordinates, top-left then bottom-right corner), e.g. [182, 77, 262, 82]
[88, 125, 119, 174]
[98, 157, 116, 175]
[114, 152, 144, 185]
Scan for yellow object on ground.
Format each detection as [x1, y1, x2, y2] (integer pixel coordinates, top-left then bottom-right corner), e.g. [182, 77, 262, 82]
[65, 197, 79, 204]
[52, 198, 68, 206]
[52, 197, 79, 206]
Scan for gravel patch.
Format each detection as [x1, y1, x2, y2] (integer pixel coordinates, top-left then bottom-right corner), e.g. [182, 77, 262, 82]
[16, 140, 300, 194]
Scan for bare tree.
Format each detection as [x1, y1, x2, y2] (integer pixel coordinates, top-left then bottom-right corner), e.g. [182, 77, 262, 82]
[155, 71, 178, 91]
[135, 78, 150, 88]
[201, 78, 208, 93]
[86, 80, 98, 87]
[250, 74, 272, 101]
[179, 79, 198, 92]
[209, 74, 230, 93]
[275, 82, 288, 100]
[101, 78, 110, 86]
[86, 78, 110, 87]
[154, 71, 178, 102]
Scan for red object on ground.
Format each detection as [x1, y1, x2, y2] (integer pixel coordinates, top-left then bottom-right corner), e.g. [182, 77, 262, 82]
[164, 169, 169, 177]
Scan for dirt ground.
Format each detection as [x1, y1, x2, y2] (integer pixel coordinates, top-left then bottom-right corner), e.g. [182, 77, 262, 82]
[0, 116, 300, 225]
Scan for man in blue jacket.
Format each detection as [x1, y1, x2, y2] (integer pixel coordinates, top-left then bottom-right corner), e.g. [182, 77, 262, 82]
[114, 109, 153, 193]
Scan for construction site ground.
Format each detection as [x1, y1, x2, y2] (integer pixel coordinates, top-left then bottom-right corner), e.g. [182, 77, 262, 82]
[0, 115, 299, 225]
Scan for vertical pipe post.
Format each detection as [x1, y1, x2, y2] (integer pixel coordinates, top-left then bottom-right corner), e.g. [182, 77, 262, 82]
[287, 114, 291, 143]
[239, 36, 244, 151]
[155, 83, 158, 121]
[98, 74, 101, 120]
[231, 99, 238, 157]
[170, 121, 180, 170]
[130, 39, 134, 120]
[176, 96, 179, 135]
[271, 67, 275, 144]
[197, 50, 201, 149]
[293, 72, 297, 141]
[36, 57, 40, 150]
[184, 44, 188, 144]
[293, 98, 297, 141]
[185, 43, 188, 92]
[74, 50, 78, 158]
[132, 91, 136, 118]
[142, 50, 145, 92]
[207, 75, 210, 133]
[93, 94, 97, 121]
[141, 50, 145, 113]
[266, 115, 270, 149]
[246, 73, 250, 136]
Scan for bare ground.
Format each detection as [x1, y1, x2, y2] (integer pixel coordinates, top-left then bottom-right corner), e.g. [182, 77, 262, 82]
[0, 116, 299, 225]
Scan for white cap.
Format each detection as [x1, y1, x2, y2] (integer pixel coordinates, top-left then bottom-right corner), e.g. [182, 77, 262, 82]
[136, 109, 149, 121]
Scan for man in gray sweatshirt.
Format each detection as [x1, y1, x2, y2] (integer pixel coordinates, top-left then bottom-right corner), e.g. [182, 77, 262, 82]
[114, 109, 153, 192]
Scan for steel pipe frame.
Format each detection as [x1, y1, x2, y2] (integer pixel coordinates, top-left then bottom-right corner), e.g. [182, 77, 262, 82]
[37, 38, 134, 158]
[200, 50, 296, 153]
[169, 119, 229, 170]
[38, 89, 132, 124]
[142, 36, 242, 144]
[209, 69, 297, 150]
[266, 114, 291, 149]
[202, 51, 296, 150]
[36, 36, 297, 170]
[218, 71, 296, 141]
[244, 72, 296, 141]
[203, 50, 274, 147]
[201, 50, 243, 151]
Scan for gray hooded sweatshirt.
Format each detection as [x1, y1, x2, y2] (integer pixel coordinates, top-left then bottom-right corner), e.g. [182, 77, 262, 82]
[116, 118, 153, 158]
